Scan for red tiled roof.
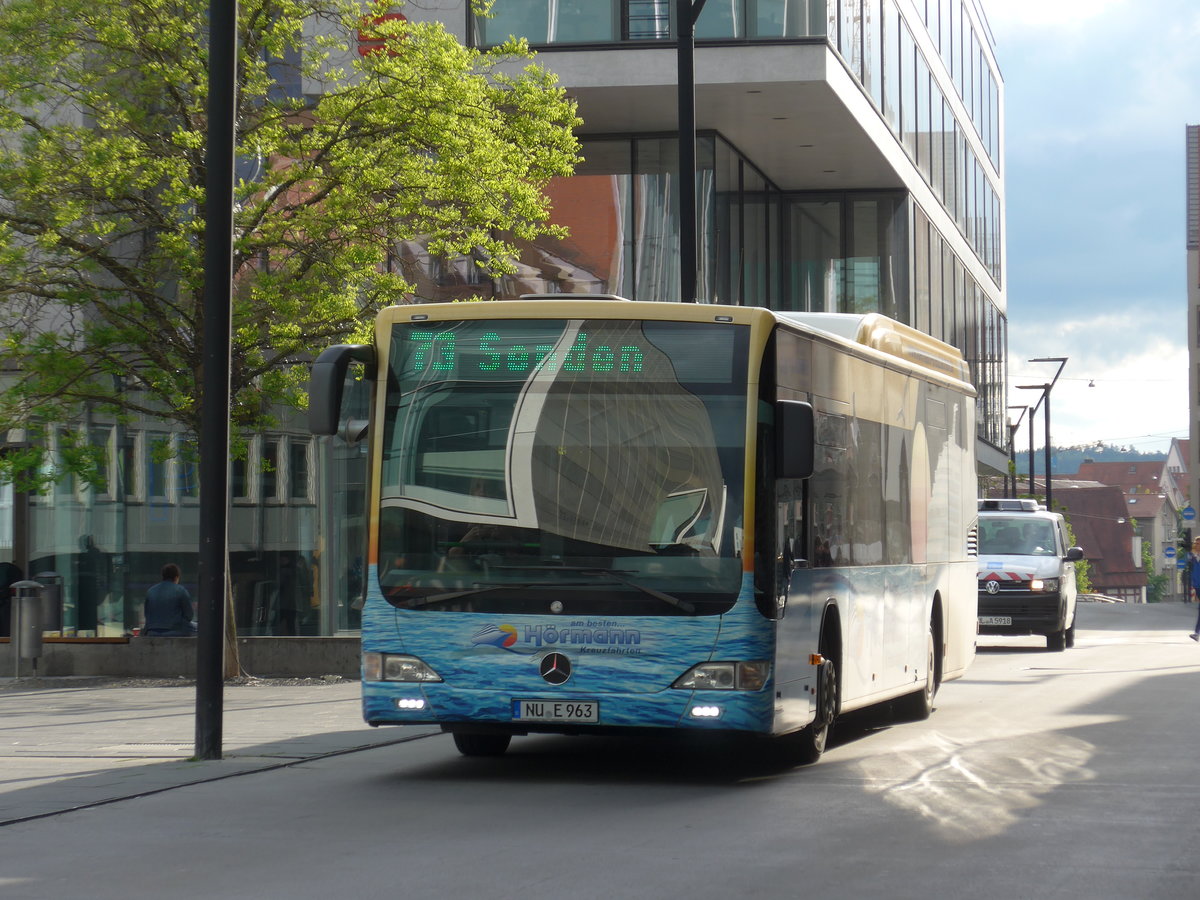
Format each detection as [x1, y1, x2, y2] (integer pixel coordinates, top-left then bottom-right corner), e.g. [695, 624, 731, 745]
[1053, 486, 1147, 592]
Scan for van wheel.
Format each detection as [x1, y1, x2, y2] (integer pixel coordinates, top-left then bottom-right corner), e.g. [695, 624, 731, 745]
[452, 732, 511, 757]
[1046, 629, 1067, 652]
[893, 627, 936, 721]
[1065, 618, 1076, 648]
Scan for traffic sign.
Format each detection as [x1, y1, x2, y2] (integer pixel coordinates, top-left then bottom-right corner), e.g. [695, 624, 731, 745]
[1184, 506, 1196, 521]
[1165, 546, 1177, 558]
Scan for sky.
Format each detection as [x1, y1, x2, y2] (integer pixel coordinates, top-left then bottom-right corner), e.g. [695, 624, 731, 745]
[984, 0, 1200, 452]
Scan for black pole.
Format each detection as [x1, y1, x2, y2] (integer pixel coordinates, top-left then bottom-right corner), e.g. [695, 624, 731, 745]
[196, 0, 237, 760]
[677, 0, 706, 303]
[1043, 390, 1053, 511]
[1028, 408, 1035, 499]
[1007, 423, 1017, 497]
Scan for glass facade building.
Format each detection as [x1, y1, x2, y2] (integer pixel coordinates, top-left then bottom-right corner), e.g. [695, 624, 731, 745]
[0, 0, 1006, 642]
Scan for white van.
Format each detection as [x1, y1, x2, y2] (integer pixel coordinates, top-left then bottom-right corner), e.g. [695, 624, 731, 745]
[976, 499, 1084, 651]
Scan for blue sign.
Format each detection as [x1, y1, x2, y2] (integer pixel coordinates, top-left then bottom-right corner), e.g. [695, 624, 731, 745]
[1179, 560, 1188, 570]
[1165, 546, 1177, 558]
[1184, 506, 1196, 521]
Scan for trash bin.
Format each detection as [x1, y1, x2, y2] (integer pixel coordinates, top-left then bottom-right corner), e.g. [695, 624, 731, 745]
[35, 571, 63, 634]
[10, 580, 44, 665]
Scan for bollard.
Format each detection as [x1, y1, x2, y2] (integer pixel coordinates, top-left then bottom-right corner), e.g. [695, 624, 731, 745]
[11, 579, 43, 677]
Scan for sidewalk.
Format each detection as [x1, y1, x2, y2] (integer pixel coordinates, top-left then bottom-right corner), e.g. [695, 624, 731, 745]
[0, 675, 436, 826]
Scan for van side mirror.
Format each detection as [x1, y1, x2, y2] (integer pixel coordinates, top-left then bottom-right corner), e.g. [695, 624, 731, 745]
[309, 344, 375, 437]
[776, 400, 814, 480]
[1065, 546, 1084, 562]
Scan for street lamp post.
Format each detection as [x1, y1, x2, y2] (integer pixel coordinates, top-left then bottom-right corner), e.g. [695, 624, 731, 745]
[1007, 405, 1028, 497]
[676, 0, 708, 303]
[1017, 356, 1068, 510]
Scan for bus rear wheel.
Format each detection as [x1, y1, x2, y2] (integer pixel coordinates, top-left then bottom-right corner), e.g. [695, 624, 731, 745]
[893, 626, 936, 721]
[452, 732, 512, 757]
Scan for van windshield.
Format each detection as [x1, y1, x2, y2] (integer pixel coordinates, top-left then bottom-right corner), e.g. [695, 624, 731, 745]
[978, 517, 1059, 557]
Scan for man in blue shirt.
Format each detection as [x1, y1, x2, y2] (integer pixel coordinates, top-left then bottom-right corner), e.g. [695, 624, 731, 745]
[1189, 538, 1200, 642]
[143, 563, 196, 636]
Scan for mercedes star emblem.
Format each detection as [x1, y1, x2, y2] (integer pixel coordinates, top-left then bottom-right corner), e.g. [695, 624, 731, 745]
[539, 652, 571, 685]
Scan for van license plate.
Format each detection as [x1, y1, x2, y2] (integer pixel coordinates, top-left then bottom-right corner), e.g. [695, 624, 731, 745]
[979, 616, 1012, 626]
[513, 700, 598, 723]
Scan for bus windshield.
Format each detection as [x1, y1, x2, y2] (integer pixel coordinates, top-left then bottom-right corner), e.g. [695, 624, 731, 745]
[378, 317, 749, 616]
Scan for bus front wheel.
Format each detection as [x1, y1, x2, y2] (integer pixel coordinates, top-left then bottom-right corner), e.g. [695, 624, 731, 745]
[452, 732, 512, 757]
[795, 657, 837, 765]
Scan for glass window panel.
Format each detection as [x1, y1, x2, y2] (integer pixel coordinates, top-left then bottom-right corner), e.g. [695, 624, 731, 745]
[633, 138, 682, 302]
[118, 430, 137, 500]
[88, 426, 112, 497]
[477, 0, 618, 45]
[846, 198, 883, 314]
[501, 141, 634, 300]
[290, 439, 311, 502]
[742, 166, 771, 307]
[755, 0, 827, 37]
[841, 0, 863, 78]
[931, 93, 945, 203]
[628, 0, 672, 39]
[147, 432, 168, 500]
[916, 49, 931, 179]
[697, 135, 719, 303]
[263, 438, 280, 502]
[696, 0, 742, 38]
[900, 20, 916, 160]
[929, 230, 944, 341]
[789, 199, 842, 312]
[912, 207, 929, 333]
[863, 0, 882, 110]
[882, 0, 900, 133]
[178, 436, 199, 499]
[231, 447, 251, 501]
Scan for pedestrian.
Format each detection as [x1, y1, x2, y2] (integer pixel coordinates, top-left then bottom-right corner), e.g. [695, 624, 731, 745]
[142, 563, 196, 637]
[1189, 538, 1200, 641]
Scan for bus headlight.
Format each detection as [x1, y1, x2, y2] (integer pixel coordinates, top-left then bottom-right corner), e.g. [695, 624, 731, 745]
[1030, 578, 1060, 593]
[363, 652, 443, 683]
[672, 661, 770, 691]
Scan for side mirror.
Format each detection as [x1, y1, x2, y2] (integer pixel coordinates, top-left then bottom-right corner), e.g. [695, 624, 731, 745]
[776, 400, 814, 480]
[1065, 546, 1084, 562]
[308, 344, 375, 437]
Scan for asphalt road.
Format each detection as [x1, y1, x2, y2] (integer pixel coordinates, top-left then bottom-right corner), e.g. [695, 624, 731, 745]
[2, 601, 1199, 900]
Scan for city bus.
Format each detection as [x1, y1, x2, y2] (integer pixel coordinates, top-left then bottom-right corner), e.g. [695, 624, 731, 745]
[309, 297, 978, 763]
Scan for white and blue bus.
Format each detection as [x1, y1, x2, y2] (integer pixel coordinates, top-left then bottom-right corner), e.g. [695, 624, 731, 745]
[309, 297, 977, 763]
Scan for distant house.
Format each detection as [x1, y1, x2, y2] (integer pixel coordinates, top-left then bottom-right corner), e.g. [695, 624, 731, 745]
[1072, 458, 1182, 599]
[1053, 486, 1147, 604]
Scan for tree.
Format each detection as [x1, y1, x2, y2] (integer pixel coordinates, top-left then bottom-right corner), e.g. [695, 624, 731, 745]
[0, 0, 580, 485]
[1135, 519, 1168, 603]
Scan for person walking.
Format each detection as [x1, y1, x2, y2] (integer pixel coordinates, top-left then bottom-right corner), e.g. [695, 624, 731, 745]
[1189, 538, 1200, 641]
[143, 563, 196, 636]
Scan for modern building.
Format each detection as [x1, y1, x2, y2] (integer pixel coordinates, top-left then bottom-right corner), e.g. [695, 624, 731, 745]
[394, 0, 1008, 471]
[2, 0, 1009, 643]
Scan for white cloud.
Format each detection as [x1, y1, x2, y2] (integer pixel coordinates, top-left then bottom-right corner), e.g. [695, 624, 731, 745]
[986, 0, 1128, 32]
[1007, 313, 1187, 452]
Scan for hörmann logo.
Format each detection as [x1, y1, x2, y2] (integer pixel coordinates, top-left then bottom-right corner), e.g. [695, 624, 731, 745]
[471, 622, 643, 654]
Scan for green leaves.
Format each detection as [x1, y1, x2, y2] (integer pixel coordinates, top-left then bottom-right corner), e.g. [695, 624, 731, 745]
[0, 0, 579, 483]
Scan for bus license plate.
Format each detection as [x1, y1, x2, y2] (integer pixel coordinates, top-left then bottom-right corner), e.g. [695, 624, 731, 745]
[513, 700, 598, 723]
[979, 616, 1012, 626]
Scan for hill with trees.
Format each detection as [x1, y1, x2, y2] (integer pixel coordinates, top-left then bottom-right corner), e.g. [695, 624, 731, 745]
[1014, 443, 1166, 476]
